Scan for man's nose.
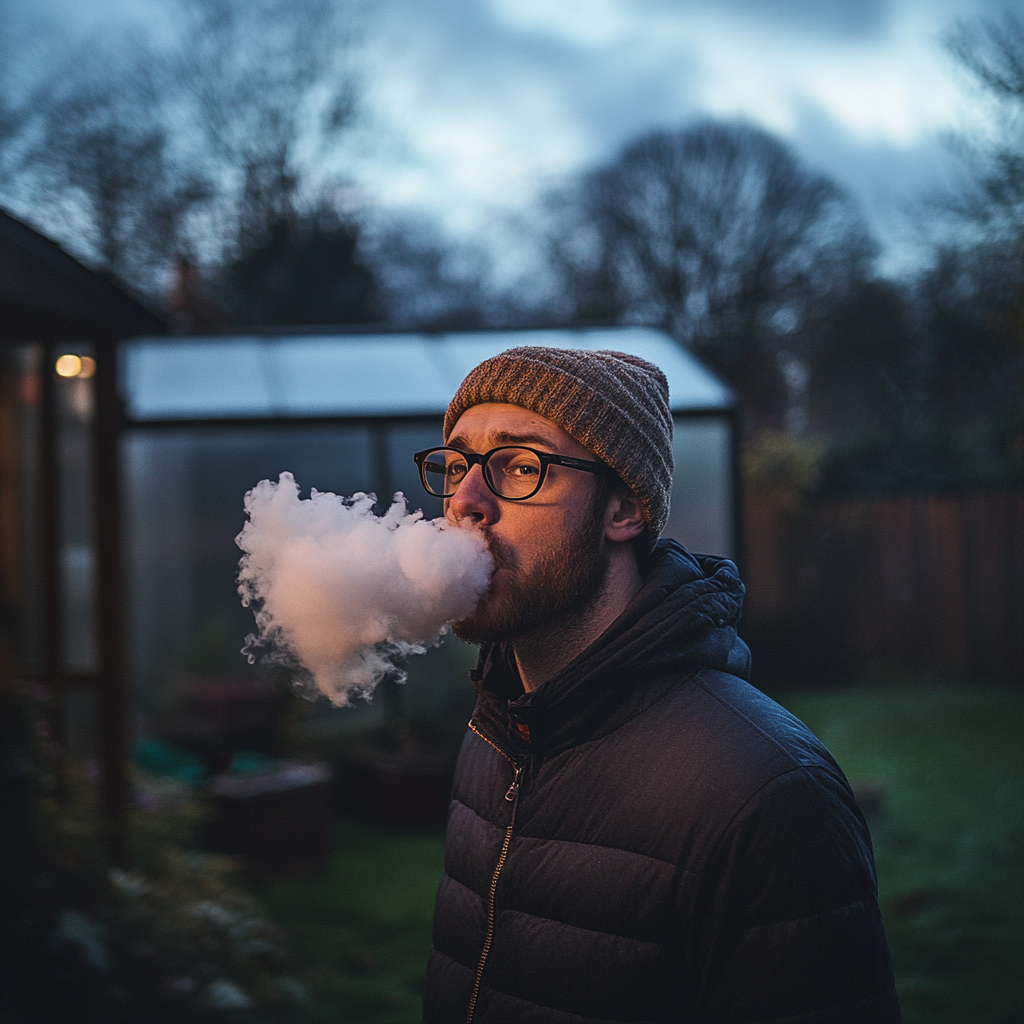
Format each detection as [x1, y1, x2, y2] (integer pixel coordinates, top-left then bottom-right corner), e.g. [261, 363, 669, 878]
[446, 462, 498, 525]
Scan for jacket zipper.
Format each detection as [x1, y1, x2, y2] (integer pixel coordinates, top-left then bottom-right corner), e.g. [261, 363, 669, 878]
[465, 720, 524, 1024]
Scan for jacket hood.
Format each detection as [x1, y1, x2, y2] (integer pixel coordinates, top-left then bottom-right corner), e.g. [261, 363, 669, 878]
[470, 539, 751, 759]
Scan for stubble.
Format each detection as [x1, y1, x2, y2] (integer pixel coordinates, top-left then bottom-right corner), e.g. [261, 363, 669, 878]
[453, 499, 609, 645]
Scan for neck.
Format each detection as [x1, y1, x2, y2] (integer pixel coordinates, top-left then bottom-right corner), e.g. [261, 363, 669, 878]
[512, 546, 643, 692]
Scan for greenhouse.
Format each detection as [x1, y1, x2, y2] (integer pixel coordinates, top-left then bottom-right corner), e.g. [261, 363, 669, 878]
[118, 325, 736, 734]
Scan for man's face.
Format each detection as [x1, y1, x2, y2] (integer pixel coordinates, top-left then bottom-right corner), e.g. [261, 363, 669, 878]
[444, 403, 611, 643]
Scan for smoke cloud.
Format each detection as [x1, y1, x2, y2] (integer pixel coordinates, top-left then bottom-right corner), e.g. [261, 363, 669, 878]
[236, 472, 494, 705]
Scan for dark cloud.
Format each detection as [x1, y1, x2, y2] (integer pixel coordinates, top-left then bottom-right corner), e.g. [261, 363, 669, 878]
[636, 0, 894, 39]
[373, 0, 702, 166]
[788, 102, 958, 273]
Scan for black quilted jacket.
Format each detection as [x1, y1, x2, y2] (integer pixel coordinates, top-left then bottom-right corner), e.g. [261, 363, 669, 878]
[423, 541, 901, 1023]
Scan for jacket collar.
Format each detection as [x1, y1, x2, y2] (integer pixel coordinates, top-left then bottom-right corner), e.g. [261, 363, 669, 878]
[469, 540, 751, 761]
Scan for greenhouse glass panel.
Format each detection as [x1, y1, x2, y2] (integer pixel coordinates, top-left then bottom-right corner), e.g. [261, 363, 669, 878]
[664, 417, 734, 559]
[123, 425, 377, 717]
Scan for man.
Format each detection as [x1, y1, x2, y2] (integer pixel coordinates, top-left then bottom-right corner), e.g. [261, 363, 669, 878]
[418, 346, 900, 1024]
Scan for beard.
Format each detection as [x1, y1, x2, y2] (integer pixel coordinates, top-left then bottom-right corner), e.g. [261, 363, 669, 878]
[453, 503, 610, 645]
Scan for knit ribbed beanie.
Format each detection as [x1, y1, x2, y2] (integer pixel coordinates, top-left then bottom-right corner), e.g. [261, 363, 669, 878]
[443, 346, 674, 546]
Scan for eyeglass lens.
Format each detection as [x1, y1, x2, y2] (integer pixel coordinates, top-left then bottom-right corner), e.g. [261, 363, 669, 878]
[421, 448, 544, 499]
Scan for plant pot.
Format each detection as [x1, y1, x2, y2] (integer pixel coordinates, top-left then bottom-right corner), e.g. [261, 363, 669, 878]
[335, 743, 455, 830]
[205, 760, 335, 877]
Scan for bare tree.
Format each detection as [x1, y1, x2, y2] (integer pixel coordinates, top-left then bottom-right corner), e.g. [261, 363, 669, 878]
[0, 0, 363, 300]
[21, 39, 211, 290]
[360, 213, 507, 329]
[0, 7, 71, 209]
[943, 10, 1024, 250]
[906, 11, 1024, 486]
[220, 205, 380, 325]
[0, 15, 28, 179]
[936, 11, 1024, 357]
[545, 122, 876, 374]
[169, 0, 362, 265]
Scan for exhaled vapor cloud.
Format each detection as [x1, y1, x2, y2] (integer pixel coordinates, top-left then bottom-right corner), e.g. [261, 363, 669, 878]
[236, 472, 494, 705]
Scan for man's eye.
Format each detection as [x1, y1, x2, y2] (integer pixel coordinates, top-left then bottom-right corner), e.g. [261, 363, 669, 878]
[447, 462, 468, 479]
[506, 460, 539, 478]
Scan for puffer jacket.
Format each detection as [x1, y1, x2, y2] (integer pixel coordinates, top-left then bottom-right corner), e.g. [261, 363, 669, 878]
[423, 541, 901, 1024]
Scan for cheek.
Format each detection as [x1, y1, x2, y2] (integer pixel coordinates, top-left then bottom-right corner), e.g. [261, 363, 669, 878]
[507, 506, 579, 552]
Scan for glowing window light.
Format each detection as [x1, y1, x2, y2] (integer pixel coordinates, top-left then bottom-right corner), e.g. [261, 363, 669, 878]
[78, 356, 97, 379]
[55, 354, 83, 378]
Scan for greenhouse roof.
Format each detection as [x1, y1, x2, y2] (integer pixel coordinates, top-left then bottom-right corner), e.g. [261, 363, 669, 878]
[121, 326, 733, 421]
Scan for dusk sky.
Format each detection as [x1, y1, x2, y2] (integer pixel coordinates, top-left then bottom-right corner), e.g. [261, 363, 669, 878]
[7, 0, 1018, 276]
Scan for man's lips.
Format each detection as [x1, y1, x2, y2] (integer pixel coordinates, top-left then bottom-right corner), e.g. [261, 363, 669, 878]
[449, 520, 514, 586]
[472, 532, 515, 605]
[484, 534, 517, 574]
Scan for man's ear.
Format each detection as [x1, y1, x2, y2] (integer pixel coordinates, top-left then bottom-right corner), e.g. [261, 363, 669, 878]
[605, 488, 646, 544]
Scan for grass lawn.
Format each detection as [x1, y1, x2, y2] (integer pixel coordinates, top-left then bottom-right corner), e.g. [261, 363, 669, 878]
[258, 820, 445, 1024]
[779, 680, 1024, 1024]
[258, 680, 1023, 1023]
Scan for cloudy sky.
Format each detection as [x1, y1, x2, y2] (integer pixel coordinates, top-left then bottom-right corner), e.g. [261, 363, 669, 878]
[353, 0, 1013, 275]
[9, 0, 1017, 276]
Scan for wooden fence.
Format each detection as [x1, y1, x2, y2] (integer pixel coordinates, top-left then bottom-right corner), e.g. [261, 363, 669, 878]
[741, 490, 1024, 685]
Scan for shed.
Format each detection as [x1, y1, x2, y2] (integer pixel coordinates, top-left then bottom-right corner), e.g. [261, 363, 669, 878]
[1, 209, 166, 862]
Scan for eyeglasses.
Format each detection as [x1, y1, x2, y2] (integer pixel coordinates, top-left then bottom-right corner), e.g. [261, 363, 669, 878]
[413, 445, 607, 501]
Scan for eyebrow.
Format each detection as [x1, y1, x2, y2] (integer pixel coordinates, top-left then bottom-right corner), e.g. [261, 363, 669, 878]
[448, 429, 561, 451]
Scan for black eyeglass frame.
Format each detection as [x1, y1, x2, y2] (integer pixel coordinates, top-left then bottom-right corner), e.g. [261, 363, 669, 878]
[413, 445, 608, 501]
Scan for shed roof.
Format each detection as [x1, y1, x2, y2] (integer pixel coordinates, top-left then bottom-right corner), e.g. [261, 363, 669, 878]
[0, 209, 165, 341]
[121, 326, 733, 421]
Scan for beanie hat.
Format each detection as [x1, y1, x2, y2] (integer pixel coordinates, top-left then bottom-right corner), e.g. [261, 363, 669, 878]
[443, 346, 674, 546]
